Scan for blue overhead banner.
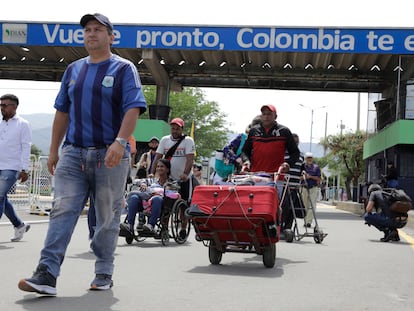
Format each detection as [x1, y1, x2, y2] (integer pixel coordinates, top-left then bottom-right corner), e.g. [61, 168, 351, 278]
[2, 22, 414, 54]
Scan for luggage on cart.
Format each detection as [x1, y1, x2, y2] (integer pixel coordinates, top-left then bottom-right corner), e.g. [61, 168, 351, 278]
[188, 184, 281, 268]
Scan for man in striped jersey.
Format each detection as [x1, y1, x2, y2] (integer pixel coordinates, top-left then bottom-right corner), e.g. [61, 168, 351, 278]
[19, 13, 146, 295]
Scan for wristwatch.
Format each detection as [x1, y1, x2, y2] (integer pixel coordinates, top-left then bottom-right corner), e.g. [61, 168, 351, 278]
[115, 137, 127, 148]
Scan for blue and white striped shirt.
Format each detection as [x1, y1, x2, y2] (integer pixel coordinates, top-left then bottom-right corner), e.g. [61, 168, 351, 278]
[55, 54, 146, 147]
[284, 150, 304, 187]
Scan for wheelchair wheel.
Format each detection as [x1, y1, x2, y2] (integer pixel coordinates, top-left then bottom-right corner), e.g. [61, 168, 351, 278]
[161, 228, 170, 246]
[170, 199, 191, 244]
[119, 221, 135, 244]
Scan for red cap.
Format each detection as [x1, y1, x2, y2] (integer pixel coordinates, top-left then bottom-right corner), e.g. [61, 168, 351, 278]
[170, 117, 184, 128]
[260, 104, 277, 114]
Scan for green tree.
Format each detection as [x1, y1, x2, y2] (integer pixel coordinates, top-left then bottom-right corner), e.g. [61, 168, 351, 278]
[143, 86, 229, 160]
[31, 144, 42, 158]
[321, 130, 367, 200]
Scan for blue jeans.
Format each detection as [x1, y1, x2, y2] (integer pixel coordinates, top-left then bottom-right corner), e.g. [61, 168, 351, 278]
[127, 193, 163, 228]
[387, 179, 399, 188]
[39, 145, 129, 278]
[88, 194, 96, 240]
[148, 196, 163, 226]
[0, 170, 23, 228]
[364, 213, 396, 232]
[126, 193, 144, 230]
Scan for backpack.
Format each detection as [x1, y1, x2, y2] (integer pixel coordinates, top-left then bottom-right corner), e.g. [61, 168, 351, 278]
[382, 189, 412, 214]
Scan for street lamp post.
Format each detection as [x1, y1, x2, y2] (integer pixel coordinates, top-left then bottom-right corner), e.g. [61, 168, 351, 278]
[299, 104, 327, 152]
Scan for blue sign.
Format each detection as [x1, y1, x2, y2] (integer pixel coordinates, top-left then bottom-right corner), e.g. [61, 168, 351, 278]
[2, 22, 414, 54]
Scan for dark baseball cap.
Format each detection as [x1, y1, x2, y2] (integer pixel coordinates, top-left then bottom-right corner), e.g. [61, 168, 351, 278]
[80, 13, 113, 31]
[149, 136, 159, 143]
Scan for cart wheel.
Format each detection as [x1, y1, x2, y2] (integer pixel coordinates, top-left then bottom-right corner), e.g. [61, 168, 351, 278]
[313, 228, 324, 244]
[125, 236, 134, 244]
[284, 229, 294, 243]
[208, 241, 223, 265]
[161, 228, 170, 246]
[171, 199, 191, 244]
[262, 243, 276, 268]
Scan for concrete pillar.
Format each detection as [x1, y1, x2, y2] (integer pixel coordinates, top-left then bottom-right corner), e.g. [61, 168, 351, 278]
[156, 85, 169, 106]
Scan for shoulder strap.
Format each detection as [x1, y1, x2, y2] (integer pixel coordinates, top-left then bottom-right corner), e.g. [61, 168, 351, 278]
[165, 135, 186, 159]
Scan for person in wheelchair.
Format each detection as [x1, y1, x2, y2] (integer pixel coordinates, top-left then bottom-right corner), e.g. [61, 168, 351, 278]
[125, 158, 179, 234]
[364, 184, 407, 242]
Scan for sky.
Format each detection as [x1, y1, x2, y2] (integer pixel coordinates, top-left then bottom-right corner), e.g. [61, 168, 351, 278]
[0, 0, 410, 143]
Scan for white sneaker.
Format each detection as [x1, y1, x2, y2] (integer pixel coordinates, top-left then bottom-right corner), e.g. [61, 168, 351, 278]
[143, 223, 154, 232]
[11, 223, 31, 242]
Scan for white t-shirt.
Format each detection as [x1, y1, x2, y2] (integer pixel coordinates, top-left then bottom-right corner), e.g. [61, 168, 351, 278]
[156, 135, 195, 180]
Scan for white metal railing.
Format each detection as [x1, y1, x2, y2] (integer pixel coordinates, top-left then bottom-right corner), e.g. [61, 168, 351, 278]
[8, 155, 53, 216]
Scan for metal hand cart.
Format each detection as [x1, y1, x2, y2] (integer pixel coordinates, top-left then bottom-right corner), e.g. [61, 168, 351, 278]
[188, 170, 287, 268]
[283, 173, 327, 243]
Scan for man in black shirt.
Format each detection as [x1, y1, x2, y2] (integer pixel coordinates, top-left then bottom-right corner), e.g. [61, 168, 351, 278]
[364, 184, 407, 242]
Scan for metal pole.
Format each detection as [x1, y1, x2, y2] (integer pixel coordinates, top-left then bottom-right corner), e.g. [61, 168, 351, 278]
[357, 93, 360, 131]
[396, 55, 402, 120]
[324, 111, 328, 156]
[310, 109, 314, 152]
[299, 104, 326, 153]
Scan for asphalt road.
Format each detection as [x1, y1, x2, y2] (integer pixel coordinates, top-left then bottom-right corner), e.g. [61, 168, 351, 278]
[1, 203, 414, 311]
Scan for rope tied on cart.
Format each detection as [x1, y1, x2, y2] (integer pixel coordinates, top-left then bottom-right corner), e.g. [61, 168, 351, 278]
[202, 185, 259, 229]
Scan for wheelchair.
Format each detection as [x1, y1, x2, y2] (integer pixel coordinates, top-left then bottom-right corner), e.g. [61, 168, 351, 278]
[119, 190, 191, 246]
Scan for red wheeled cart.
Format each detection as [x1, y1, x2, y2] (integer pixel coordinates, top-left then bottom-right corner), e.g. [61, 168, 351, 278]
[187, 184, 281, 268]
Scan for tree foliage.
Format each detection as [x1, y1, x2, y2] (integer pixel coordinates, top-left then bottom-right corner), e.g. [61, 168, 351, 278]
[31, 144, 42, 158]
[142, 86, 229, 160]
[321, 130, 367, 199]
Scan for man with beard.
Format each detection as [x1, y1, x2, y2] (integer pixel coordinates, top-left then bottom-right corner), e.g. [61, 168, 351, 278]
[136, 136, 159, 178]
[151, 117, 195, 239]
[0, 94, 32, 242]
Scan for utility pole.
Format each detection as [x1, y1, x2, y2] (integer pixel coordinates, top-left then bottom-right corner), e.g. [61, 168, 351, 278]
[310, 109, 314, 152]
[299, 104, 326, 153]
[357, 93, 360, 131]
[324, 111, 328, 156]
